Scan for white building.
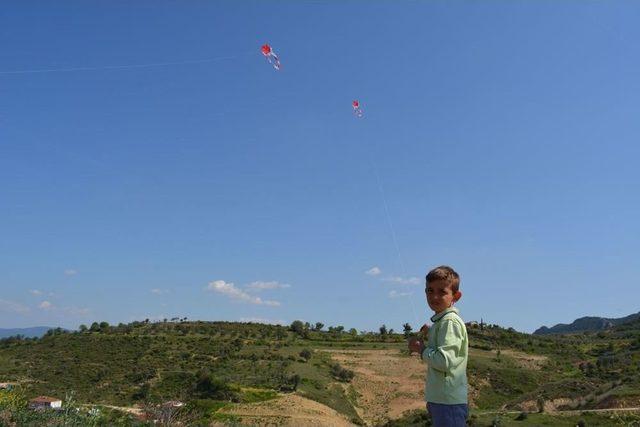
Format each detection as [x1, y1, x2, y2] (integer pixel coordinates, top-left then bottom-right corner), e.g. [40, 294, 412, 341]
[28, 396, 62, 410]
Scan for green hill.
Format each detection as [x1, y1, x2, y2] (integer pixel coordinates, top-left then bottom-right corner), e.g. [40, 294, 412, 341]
[0, 319, 638, 425]
[534, 311, 640, 335]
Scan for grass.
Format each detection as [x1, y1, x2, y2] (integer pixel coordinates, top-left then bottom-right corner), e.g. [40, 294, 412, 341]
[288, 350, 363, 424]
[239, 388, 279, 403]
[1, 320, 640, 425]
[468, 349, 545, 409]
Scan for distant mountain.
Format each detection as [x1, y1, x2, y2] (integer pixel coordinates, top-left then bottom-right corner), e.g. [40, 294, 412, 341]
[534, 311, 640, 335]
[0, 326, 55, 339]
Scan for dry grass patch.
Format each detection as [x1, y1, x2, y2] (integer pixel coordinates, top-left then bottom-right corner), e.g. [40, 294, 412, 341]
[500, 349, 548, 370]
[319, 349, 426, 426]
[217, 393, 355, 427]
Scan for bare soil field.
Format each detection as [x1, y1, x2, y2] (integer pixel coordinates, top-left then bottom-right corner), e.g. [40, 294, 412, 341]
[320, 348, 426, 426]
[217, 347, 504, 426]
[217, 393, 355, 427]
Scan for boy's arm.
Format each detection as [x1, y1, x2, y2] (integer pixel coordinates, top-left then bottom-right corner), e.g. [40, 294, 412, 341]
[421, 320, 465, 372]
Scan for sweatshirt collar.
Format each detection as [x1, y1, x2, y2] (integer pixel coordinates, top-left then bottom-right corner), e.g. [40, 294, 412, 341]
[430, 306, 459, 323]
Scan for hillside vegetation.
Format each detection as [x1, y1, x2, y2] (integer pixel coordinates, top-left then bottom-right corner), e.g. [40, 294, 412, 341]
[0, 319, 638, 425]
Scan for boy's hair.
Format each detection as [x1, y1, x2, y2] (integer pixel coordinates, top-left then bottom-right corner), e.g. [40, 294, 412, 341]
[426, 265, 460, 293]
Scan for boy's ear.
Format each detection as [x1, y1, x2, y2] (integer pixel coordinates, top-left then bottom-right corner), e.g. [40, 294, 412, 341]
[453, 291, 462, 302]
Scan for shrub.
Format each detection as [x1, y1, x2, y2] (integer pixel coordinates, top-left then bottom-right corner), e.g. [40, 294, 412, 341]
[331, 363, 355, 382]
[192, 374, 238, 401]
[299, 349, 312, 361]
[515, 411, 528, 421]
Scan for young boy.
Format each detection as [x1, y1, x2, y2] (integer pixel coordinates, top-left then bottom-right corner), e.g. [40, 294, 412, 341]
[408, 265, 469, 427]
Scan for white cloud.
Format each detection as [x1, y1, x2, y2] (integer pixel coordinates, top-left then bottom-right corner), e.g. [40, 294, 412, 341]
[38, 301, 53, 310]
[64, 269, 78, 276]
[207, 280, 280, 306]
[151, 288, 169, 295]
[365, 266, 382, 276]
[35, 300, 89, 317]
[239, 317, 286, 325]
[29, 289, 43, 296]
[0, 299, 30, 314]
[389, 290, 412, 298]
[245, 281, 290, 291]
[383, 276, 421, 285]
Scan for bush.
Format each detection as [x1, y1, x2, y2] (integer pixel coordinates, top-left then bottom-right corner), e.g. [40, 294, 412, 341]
[515, 411, 528, 421]
[279, 374, 300, 392]
[331, 363, 355, 382]
[381, 409, 430, 426]
[192, 373, 238, 401]
[299, 349, 312, 361]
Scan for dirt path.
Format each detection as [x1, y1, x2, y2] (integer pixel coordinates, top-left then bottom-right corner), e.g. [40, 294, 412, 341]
[479, 407, 640, 416]
[217, 393, 356, 427]
[320, 348, 426, 426]
[557, 406, 640, 415]
[81, 404, 144, 416]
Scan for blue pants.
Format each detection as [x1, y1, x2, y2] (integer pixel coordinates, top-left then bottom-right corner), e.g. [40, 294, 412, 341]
[427, 402, 468, 427]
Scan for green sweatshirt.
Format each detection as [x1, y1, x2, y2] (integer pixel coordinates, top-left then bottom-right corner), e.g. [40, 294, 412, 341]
[421, 307, 468, 404]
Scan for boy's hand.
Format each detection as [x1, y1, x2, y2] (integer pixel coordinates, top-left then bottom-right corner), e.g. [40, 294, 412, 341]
[419, 324, 429, 338]
[408, 337, 424, 355]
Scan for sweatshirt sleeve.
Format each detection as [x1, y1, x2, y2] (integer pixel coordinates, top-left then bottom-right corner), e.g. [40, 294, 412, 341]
[421, 319, 465, 372]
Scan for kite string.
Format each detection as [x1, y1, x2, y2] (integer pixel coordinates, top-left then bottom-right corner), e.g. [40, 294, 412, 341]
[3, 42, 424, 331]
[0, 51, 255, 75]
[367, 151, 421, 329]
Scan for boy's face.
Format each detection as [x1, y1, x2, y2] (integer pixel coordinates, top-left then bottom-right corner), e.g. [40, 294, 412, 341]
[426, 280, 461, 314]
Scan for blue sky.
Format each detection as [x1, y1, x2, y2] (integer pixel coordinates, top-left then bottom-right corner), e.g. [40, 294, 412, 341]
[1, 1, 639, 333]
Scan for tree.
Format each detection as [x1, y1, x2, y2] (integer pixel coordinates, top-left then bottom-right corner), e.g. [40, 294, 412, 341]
[193, 373, 237, 400]
[314, 322, 324, 331]
[99, 321, 110, 331]
[379, 324, 388, 336]
[78, 324, 88, 333]
[290, 320, 305, 335]
[275, 327, 287, 340]
[290, 374, 300, 391]
[403, 323, 413, 338]
[89, 322, 100, 332]
[328, 325, 344, 338]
